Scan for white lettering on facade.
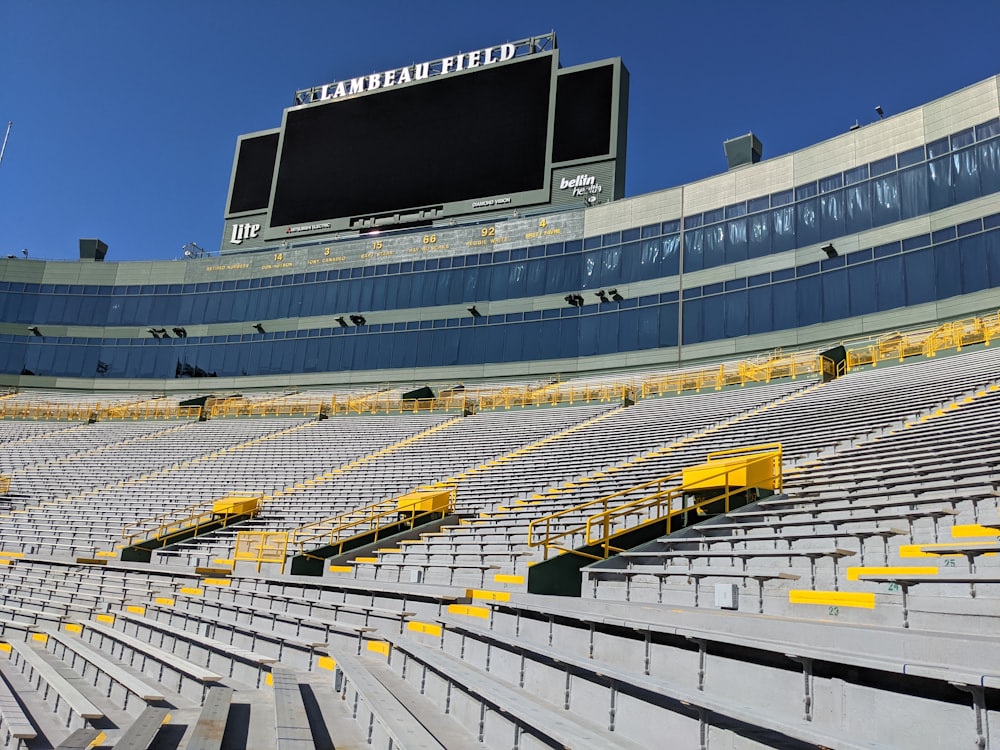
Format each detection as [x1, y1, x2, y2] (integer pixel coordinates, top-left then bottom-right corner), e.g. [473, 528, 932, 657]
[229, 223, 261, 245]
[305, 43, 520, 103]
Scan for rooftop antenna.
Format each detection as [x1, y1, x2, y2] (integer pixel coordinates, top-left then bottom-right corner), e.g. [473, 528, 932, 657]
[0, 121, 11, 170]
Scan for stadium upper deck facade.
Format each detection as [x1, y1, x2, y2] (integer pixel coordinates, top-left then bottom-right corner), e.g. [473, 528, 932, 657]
[0, 57, 998, 390]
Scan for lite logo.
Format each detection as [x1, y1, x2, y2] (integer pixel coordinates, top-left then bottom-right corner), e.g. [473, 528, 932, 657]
[230, 223, 261, 245]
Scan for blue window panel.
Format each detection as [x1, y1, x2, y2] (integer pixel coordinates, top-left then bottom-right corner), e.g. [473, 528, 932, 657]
[601, 245, 623, 286]
[357, 333, 379, 370]
[872, 175, 901, 226]
[748, 196, 769, 214]
[596, 312, 619, 355]
[957, 234, 988, 295]
[748, 213, 770, 259]
[619, 241, 641, 283]
[933, 227, 957, 244]
[0, 341, 25, 374]
[702, 282, 723, 296]
[703, 208, 724, 225]
[986, 229, 1000, 288]
[796, 275, 822, 327]
[520, 321, 543, 361]
[579, 250, 601, 289]
[976, 120, 1000, 139]
[958, 219, 982, 237]
[902, 234, 930, 252]
[484, 326, 505, 363]
[771, 206, 796, 253]
[820, 189, 845, 239]
[723, 290, 747, 338]
[725, 217, 748, 264]
[932, 240, 963, 300]
[358, 277, 376, 310]
[682, 298, 703, 344]
[703, 225, 726, 269]
[558, 317, 580, 359]
[747, 285, 772, 334]
[637, 307, 659, 349]
[684, 214, 702, 230]
[845, 165, 869, 184]
[844, 182, 872, 234]
[928, 156, 954, 211]
[621, 227, 640, 243]
[821, 269, 850, 322]
[615, 308, 639, 353]
[522, 259, 544, 297]
[951, 129, 975, 150]
[796, 198, 820, 247]
[584, 235, 602, 250]
[871, 155, 896, 176]
[875, 256, 905, 311]
[772, 280, 797, 331]
[771, 189, 793, 206]
[436, 328, 458, 367]
[577, 313, 599, 357]
[898, 146, 925, 168]
[953, 147, 982, 203]
[683, 229, 704, 272]
[795, 183, 817, 200]
[658, 303, 678, 348]
[978, 140, 1000, 195]
[904, 247, 935, 305]
[507, 262, 527, 298]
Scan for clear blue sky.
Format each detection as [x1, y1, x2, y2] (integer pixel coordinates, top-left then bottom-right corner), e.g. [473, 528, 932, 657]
[2, 1, 998, 262]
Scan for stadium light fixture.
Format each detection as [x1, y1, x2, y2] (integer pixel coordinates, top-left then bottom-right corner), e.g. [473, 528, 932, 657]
[875, 105, 884, 119]
[253, 323, 265, 334]
[27, 326, 41, 337]
[822, 243, 838, 259]
[564, 294, 584, 308]
[350, 314, 367, 326]
[609, 289, 624, 302]
[595, 290, 609, 303]
[172, 327, 187, 338]
[335, 317, 349, 328]
[468, 306, 482, 318]
[21, 249, 27, 258]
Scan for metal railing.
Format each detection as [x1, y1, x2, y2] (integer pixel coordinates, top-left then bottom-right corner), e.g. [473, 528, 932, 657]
[292, 486, 457, 556]
[0, 401, 201, 421]
[208, 400, 323, 418]
[846, 310, 999, 370]
[527, 444, 782, 561]
[121, 495, 262, 547]
[234, 530, 290, 573]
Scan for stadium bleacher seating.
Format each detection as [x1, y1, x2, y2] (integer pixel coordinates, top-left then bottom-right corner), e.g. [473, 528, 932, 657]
[0, 334, 997, 748]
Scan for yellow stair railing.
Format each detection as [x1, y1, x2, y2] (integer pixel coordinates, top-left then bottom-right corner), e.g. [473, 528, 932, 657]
[122, 494, 262, 547]
[528, 443, 783, 561]
[291, 485, 457, 557]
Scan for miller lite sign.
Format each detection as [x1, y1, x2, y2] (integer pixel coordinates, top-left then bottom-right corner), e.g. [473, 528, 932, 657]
[230, 223, 261, 245]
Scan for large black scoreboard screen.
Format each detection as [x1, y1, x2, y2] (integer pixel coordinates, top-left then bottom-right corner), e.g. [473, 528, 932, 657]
[269, 52, 556, 230]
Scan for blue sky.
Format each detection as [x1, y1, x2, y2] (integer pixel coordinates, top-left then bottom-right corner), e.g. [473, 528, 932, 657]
[1, 1, 998, 262]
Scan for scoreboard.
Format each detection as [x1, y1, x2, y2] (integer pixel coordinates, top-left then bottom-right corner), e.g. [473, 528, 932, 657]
[221, 33, 627, 253]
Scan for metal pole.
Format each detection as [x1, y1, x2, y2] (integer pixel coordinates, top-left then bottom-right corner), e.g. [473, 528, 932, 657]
[0, 121, 11, 169]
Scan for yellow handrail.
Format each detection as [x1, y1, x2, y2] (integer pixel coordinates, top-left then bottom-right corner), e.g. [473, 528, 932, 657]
[292, 486, 457, 554]
[121, 494, 261, 546]
[528, 444, 783, 560]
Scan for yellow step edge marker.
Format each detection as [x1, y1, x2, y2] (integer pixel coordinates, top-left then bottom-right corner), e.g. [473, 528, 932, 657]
[0, 642, 10, 654]
[407, 621, 443, 638]
[951, 525, 1000, 538]
[180, 587, 203, 596]
[317, 655, 337, 671]
[328, 565, 352, 573]
[65, 623, 83, 634]
[448, 604, 490, 619]
[468, 589, 511, 602]
[367, 641, 391, 657]
[788, 590, 875, 609]
[126, 605, 146, 615]
[846, 566, 938, 581]
[32, 633, 49, 643]
[493, 573, 524, 585]
[900, 542, 997, 558]
[203, 578, 231, 587]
